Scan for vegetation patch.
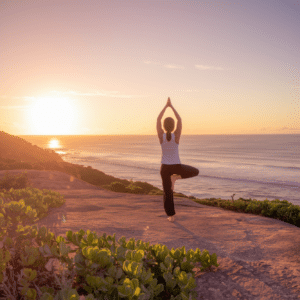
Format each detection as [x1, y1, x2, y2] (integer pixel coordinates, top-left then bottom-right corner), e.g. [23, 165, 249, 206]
[0, 187, 218, 300]
[193, 197, 300, 228]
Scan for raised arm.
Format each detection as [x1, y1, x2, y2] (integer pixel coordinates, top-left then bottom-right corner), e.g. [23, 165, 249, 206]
[170, 102, 182, 138]
[157, 103, 168, 137]
[170, 105, 181, 121]
[157, 104, 168, 121]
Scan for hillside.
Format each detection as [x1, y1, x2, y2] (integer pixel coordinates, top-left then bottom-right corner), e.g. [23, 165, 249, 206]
[0, 131, 166, 195]
[0, 131, 63, 163]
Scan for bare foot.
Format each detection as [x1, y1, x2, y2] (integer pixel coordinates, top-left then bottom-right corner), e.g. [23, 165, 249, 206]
[171, 174, 182, 191]
[168, 215, 175, 222]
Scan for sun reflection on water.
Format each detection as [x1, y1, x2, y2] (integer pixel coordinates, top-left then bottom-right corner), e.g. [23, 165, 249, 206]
[48, 139, 61, 149]
[48, 138, 66, 155]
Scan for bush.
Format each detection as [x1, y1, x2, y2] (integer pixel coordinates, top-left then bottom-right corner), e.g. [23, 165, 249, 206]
[8, 162, 33, 170]
[0, 171, 29, 190]
[148, 189, 164, 195]
[125, 183, 143, 194]
[130, 181, 155, 194]
[109, 182, 127, 193]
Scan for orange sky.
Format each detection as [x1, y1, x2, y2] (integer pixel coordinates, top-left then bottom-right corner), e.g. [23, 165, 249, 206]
[1, 0, 299, 135]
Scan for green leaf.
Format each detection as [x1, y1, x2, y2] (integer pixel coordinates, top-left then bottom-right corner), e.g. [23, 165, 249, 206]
[26, 288, 37, 299]
[59, 241, 69, 257]
[28, 255, 36, 265]
[23, 268, 37, 281]
[87, 232, 95, 245]
[133, 249, 144, 262]
[133, 286, 141, 297]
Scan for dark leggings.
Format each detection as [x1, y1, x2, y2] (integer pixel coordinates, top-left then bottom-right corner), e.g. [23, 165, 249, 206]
[160, 164, 199, 217]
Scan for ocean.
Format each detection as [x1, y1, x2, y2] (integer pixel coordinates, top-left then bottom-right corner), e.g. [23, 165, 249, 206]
[21, 134, 300, 207]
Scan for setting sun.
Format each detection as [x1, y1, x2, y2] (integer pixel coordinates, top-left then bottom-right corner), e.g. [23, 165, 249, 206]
[48, 138, 61, 149]
[27, 96, 78, 135]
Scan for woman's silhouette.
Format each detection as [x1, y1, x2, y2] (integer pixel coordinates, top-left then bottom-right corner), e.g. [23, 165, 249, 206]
[157, 98, 199, 222]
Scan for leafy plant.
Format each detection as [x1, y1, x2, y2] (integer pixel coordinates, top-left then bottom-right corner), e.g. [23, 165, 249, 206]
[0, 171, 29, 190]
[109, 182, 128, 193]
[0, 187, 220, 299]
[192, 197, 300, 227]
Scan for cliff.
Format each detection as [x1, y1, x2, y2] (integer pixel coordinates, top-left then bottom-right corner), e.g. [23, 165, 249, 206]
[0, 131, 64, 163]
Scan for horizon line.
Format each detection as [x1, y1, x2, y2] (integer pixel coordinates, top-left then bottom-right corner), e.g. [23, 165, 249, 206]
[18, 133, 300, 137]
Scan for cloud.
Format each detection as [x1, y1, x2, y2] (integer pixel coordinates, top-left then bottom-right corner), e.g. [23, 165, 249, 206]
[144, 60, 184, 69]
[50, 90, 144, 98]
[169, 89, 210, 93]
[195, 65, 224, 70]
[164, 64, 184, 69]
[260, 127, 300, 133]
[144, 61, 224, 71]
[0, 90, 149, 103]
[280, 127, 300, 131]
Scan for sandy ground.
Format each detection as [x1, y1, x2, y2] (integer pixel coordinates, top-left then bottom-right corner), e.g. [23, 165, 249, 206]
[1, 169, 300, 299]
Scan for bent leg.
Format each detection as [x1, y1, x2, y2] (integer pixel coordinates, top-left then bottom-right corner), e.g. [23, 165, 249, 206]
[171, 174, 181, 191]
[174, 164, 199, 179]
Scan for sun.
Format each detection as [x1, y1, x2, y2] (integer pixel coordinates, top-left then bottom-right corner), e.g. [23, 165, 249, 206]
[48, 139, 61, 149]
[27, 96, 78, 135]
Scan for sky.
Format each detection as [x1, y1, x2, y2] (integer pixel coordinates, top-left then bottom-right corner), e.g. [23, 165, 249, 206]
[1, 0, 300, 136]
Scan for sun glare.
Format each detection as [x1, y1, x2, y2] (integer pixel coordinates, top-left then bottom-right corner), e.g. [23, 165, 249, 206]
[27, 96, 77, 135]
[48, 139, 60, 149]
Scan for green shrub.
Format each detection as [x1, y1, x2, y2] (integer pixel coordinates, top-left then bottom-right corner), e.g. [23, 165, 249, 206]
[0, 171, 29, 190]
[130, 181, 155, 194]
[109, 182, 127, 193]
[148, 189, 164, 195]
[125, 184, 143, 194]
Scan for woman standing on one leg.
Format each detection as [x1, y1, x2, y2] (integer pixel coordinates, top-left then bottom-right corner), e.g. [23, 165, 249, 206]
[157, 98, 199, 222]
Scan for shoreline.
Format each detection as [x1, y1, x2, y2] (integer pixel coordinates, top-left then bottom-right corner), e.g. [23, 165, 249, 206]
[15, 132, 300, 206]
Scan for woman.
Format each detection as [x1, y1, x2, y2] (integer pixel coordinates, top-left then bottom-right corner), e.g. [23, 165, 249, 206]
[157, 98, 199, 222]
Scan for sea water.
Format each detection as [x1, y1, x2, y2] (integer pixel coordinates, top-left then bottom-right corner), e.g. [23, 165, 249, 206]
[21, 134, 300, 206]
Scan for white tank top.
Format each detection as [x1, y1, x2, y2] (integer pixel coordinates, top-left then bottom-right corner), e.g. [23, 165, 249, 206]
[161, 133, 181, 165]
